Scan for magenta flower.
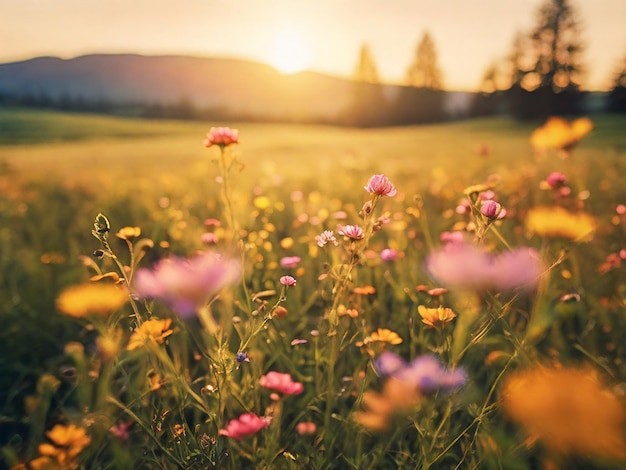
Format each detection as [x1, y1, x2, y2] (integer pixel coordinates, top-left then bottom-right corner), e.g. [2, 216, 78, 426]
[259, 371, 304, 395]
[201, 232, 218, 244]
[315, 230, 338, 247]
[280, 275, 297, 287]
[546, 171, 567, 188]
[425, 240, 542, 291]
[218, 413, 270, 440]
[365, 174, 397, 197]
[380, 248, 399, 262]
[338, 224, 365, 240]
[134, 252, 240, 318]
[204, 126, 239, 148]
[374, 352, 466, 394]
[280, 256, 301, 269]
[480, 199, 506, 220]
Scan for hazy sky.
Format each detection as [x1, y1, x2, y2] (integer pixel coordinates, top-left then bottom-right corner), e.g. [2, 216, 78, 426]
[1, 0, 625, 91]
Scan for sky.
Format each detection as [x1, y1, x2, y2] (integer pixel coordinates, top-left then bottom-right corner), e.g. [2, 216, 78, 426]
[1, 0, 625, 91]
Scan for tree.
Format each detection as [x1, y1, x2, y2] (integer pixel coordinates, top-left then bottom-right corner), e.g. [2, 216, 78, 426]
[342, 43, 388, 126]
[607, 54, 626, 113]
[527, 0, 585, 91]
[353, 43, 380, 84]
[506, 0, 586, 118]
[405, 32, 443, 89]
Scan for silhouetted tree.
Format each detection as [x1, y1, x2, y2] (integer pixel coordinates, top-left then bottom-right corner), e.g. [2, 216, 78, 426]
[607, 54, 626, 113]
[343, 43, 387, 126]
[470, 61, 508, 116]
[406, 32, 443, 89]
[507, 0, 586, 119]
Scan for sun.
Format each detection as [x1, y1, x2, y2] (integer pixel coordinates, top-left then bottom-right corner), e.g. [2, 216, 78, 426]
[268, 28, 312, 74]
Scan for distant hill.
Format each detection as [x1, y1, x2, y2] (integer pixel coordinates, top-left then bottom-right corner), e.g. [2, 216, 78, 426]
[0, 54, 478, 124]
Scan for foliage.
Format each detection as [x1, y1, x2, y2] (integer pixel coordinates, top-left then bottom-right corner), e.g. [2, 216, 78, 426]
[1, 110, 626, 469]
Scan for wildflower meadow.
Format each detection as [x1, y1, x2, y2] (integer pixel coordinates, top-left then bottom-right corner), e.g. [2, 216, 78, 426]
[1, 109, 626, 469]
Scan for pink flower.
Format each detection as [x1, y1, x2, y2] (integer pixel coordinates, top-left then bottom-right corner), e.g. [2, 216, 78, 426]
[338, 224, 365, 240]
[546, 171, 567, 188]
[280, 256, 301, 269]
[296, 422, 317, 435]
[204, 127, 239, 148]
[218, 413, 270, 440]
[425, 241, 542, 292]
[201, 232, 218, 244]
[134, 252, 240, 318]
[365, 174, 397, 197]
[315, 230, 338, 247]
[480, 200, 506, 220]
[259, 371, 304, 395]
[280, 275, 297, 286]
[380, 248, 399, 262]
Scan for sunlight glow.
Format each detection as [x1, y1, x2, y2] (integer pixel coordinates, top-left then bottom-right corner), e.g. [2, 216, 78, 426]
[268, 28, 312, 74]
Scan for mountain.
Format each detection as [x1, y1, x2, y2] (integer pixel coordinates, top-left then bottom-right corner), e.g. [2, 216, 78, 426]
[0, 54, 363, 121]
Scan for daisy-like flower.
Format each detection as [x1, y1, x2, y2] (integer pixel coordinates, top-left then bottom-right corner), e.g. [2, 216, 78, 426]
[315, 230, 338, 247]
[259, 371, 304, 395]
[203, 126, 239, 148]
[480, 199, 506, 220]
[338, 224, 365, 240]
[279, 275, 297, 286]
[34, 423, 92, 469]
[218, 413, 270, 440]
[364, 328, 403, 345]
[365, 174, 397, 197]
[126, 318, 174, 351]
[133, 252, 240, 318]
[418, 305, 456, 329]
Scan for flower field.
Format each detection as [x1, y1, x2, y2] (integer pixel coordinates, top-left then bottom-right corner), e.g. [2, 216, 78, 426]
[1, 109, 626, 469]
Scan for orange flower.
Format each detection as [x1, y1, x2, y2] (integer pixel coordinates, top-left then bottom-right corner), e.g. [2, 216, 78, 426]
[418, 305, 456, 329]
[354, 378, 420, 431]
[363, 328, 403, 345]
[501, 365, 626, 461]
[30, 424, 92, 469]
[526, 206, 596, 242]
[353, 285, 376, 295]
[126, 318, 174, 351]
[56, 283, 128, 318]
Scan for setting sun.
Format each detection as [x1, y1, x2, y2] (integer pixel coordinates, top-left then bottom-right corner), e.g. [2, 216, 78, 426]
[268, 28, 312, 74]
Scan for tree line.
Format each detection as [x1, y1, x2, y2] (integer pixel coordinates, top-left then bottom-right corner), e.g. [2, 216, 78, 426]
[347, 0, 626, 126]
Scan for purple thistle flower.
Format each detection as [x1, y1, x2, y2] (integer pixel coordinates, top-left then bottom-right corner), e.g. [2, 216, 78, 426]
[133, 252, 240, 318]
[480, 199, 506, 220]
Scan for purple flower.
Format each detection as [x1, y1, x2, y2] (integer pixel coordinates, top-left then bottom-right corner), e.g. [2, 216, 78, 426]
[380, 248, 399, 262]
[374, 352, 466, 394]
[480, 200, 506, 220]
[364, 174, 397, 197]
[315, 230, 339, 247]
[235, 352, 250, 363]
[546, 171, 567, 188]
[425, 241, 542, 291]
[338, 224, 365, 240]
[133, 252, 240, 318]
[280, 275, 297, 287]
[280, 256, 301, 269]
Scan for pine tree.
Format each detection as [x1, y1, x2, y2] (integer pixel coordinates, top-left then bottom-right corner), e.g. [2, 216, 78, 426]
[354, 43, 380, 84]
[405, 32, 443, 89]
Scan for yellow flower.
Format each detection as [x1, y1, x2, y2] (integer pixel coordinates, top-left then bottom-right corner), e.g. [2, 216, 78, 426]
[126, 318, 174, 351]
[363, 328, 403, 345]
[56, 283, 128, 318]
[418, 305, 456, 329]
[115, 226, 141, 241]
[530, 116, 593, 152]
[354, 378, 420, 431]
[36, 424, 91, 469]
[501, 366, 626, 461]
[526, 206, 596, 242]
